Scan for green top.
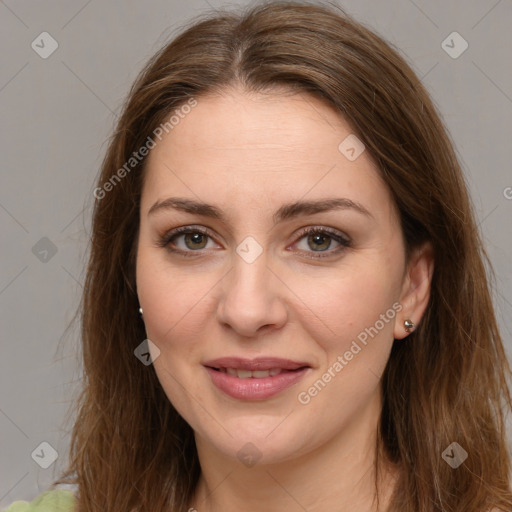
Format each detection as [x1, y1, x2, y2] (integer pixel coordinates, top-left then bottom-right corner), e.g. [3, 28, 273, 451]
[2, 489, 74, 512]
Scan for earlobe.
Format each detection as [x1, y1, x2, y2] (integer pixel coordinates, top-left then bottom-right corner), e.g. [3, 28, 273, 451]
[394, 242, 434, 340]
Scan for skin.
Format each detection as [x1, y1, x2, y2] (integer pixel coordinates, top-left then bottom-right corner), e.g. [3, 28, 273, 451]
[136, 87, 434, 512]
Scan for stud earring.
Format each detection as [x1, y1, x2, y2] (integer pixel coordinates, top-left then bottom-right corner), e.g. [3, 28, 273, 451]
[404, 319, 414, 333]
[139, 307, 143, 316]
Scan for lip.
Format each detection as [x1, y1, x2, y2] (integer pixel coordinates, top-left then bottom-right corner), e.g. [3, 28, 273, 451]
[203, 357, 311, 400]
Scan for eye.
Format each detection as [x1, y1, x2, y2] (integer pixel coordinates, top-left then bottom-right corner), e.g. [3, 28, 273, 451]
[157, 225, 350, 259]
[291, 227, 351, 258]
[157, 226, 221, 254]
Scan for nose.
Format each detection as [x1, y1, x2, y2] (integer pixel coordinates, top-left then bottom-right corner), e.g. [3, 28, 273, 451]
[216, 252, 288, 338]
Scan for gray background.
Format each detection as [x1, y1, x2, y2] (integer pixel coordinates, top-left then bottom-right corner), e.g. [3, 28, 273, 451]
[1, 0, 511, 506]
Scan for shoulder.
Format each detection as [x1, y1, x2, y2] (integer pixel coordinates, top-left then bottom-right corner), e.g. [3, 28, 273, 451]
[2, 489, 75, 512]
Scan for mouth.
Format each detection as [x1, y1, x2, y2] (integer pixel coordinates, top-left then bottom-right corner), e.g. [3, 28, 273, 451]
[207, 367, 307, 378]
[203, 356, 310, 372]
[203, 357, 311, 400]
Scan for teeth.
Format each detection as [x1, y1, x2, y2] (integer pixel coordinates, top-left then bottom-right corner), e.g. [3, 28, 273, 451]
[252, 370, 270, 378]
[220, 368, 284, 378]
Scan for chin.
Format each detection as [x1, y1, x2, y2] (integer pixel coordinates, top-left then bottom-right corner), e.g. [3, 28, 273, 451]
[195, 414, 319, 467]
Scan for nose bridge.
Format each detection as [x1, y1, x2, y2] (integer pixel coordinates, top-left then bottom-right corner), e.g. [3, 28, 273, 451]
[231, 250, 270, 296]
[217, 245, 287, 336]
[230, 234, 273, 296]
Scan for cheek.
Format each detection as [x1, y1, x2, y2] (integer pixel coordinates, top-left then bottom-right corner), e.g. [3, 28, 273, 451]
[291, 270, 399, 436]
[136, 250, 219, 353]
[294, 260, 401, 354]
[135, 252, 219, 418]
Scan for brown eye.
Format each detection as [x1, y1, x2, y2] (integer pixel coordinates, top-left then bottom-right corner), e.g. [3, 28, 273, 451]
[307, 233, 332, 251]
[183, 232, 208, 250]
[291, 227, 351, 259]
[157, 226, 223, 256]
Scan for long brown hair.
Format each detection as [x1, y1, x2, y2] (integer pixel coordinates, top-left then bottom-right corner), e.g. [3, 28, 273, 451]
[53, 2, 512, 510]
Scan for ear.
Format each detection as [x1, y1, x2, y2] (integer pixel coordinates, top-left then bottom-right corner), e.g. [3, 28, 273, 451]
[393, 242, 434, 340]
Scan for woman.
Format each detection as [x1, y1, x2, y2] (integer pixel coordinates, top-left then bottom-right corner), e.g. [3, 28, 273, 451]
[5, 1, 511, 511]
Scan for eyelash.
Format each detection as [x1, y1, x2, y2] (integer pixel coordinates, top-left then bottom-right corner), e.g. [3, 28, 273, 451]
[156, 225, 351, 259]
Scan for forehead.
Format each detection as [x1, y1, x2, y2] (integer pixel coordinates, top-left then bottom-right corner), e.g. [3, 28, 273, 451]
[141, 88, 395, 220]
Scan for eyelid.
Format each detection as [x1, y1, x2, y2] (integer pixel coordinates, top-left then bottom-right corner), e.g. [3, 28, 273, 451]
[292, 225, 350, 244]
[156, 225, 222, 251]
[287, 225, 351, 258]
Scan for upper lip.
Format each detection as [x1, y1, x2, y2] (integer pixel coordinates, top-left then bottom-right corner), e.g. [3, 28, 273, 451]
[203, 357, 310, 371]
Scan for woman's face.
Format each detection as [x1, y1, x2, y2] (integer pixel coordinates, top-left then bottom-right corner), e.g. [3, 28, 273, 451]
[136, 88, 428, 466]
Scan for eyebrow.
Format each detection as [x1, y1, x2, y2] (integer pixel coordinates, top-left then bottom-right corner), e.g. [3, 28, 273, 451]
[147, 197, 373, 223]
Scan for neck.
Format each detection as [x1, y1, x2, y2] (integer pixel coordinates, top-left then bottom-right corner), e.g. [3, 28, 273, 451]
[188, 390, 398, 512]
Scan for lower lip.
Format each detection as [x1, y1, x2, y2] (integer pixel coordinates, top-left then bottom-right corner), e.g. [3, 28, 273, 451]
[205, 367, 309, 400]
